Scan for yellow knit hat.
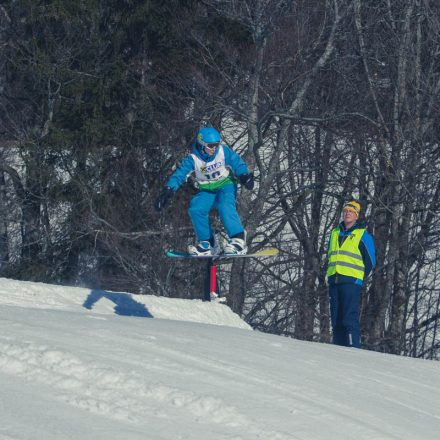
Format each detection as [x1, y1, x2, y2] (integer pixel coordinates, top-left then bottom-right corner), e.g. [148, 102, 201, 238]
[343, 200, 361, 217]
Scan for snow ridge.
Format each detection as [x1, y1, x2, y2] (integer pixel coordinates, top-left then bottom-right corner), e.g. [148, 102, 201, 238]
[0, 277, 251, 329]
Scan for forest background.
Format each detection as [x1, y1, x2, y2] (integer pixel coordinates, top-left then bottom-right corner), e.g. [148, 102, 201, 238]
[1, 0, 440, 359]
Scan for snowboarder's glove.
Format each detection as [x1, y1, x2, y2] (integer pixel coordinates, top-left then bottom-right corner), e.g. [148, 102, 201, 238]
[154, 187, 174, 212]
[238, 173, 254, 190]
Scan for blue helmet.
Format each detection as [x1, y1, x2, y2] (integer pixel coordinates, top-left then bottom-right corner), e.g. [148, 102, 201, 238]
[196, 127, 221, 149]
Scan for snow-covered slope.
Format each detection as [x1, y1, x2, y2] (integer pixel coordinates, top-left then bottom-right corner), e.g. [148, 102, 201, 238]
[0, 278, 251, 329]
[0, 277, 439, 440]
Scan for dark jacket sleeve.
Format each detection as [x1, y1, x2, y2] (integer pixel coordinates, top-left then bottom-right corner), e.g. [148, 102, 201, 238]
[359, 231, 376, 278]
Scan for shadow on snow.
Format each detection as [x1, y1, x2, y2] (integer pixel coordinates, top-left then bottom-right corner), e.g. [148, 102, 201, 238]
[83, 289, 153, 318]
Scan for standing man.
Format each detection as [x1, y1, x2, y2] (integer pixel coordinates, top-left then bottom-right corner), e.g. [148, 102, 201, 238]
[326, 200, 376, 348]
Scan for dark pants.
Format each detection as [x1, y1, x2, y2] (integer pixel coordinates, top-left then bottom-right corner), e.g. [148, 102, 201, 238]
[329, 283, 362, 348]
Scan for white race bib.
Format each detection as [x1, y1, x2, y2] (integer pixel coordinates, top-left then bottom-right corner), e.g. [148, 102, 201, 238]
[191, 145, 230, 185]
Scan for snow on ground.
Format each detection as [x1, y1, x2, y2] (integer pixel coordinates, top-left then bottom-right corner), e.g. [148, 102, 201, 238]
[0, 278, 250, 329]
[0, 277, 439, 440]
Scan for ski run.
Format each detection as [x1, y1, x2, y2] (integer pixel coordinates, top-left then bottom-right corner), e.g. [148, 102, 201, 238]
[0, 277, 439, 440]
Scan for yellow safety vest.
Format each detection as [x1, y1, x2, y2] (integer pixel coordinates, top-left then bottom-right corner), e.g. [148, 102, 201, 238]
[326, 227, 365, 280]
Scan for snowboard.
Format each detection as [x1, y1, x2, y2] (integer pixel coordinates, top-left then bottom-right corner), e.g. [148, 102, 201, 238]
[166, 247, 279, 260]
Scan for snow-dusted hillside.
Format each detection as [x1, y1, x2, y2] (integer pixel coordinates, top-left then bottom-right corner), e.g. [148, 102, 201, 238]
[0, 277, 439, 440]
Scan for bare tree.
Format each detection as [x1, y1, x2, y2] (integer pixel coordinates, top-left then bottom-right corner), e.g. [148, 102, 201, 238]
[353, 0, 440, 354]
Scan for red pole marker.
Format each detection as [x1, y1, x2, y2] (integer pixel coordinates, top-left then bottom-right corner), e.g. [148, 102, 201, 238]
[210, 264, 217, 295]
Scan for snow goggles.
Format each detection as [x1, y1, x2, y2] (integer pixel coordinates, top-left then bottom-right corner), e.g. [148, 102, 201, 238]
[203, 142, 219, 151]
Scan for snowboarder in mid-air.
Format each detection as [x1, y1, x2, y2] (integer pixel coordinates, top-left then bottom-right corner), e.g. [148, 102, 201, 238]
[154, 127, 254, 256]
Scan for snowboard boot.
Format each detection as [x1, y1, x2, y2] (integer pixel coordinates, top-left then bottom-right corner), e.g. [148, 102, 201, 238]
[188, 240, 213, 256]
[188, 236, 220, 256]
[224, 233, 247, 255]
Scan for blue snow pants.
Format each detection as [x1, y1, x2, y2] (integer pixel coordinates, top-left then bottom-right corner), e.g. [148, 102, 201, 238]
[188, 184, 244, 241]
[329, 283, 362, 348]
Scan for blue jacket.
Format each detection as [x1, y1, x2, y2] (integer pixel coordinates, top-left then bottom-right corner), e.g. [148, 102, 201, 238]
[166, 143, 249, 191]
[327, 221, 376, 286]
